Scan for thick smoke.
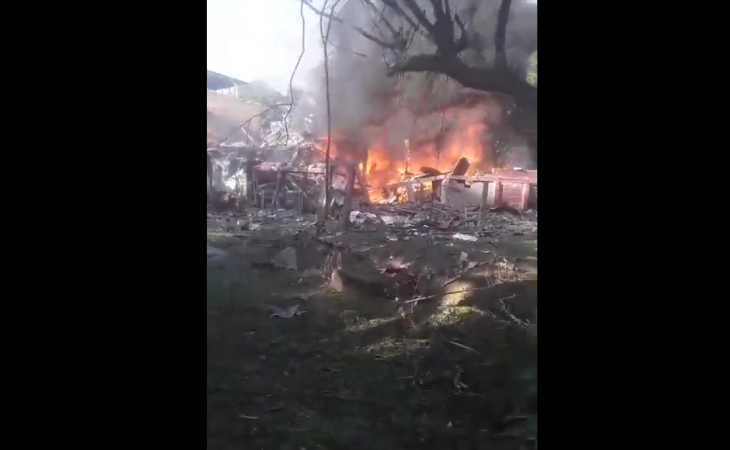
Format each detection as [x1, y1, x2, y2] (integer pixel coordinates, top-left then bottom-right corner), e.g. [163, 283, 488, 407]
[309, 0, 537, 166]
[310, 0, 390, 137]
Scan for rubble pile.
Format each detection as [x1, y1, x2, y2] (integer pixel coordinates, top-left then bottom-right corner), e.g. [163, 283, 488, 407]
[207, 77, 537, 325]
[207, 76, 536, 222]
[207, 201, 537, 310]
[208, 135, 538, 228]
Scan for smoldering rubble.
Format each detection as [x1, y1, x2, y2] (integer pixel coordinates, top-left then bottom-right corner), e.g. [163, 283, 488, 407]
[207, 133, 537, 313]
[207, 195, 536, 319]
[205, 0, 538, 313]
[208, 132, 537, 216]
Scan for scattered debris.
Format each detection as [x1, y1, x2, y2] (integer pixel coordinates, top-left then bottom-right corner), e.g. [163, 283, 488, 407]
[262, 303, 306, 318]
[207, 132, 537, 236]
[208, 157, 536, 311]
[330, 269, 389, 297]
[272, 247, 298, 271]
[208, 202, 535, 307]
[447, 340, 479, 354]
[452, 233, 478, 242]
[350, 210, 379, 225]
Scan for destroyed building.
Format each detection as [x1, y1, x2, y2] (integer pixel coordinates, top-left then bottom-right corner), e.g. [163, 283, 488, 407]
[206, 66, 538, 306]
[206, 68, 537, 225]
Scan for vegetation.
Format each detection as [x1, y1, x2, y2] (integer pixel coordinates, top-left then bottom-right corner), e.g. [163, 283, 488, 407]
[207, 232, 538, 449]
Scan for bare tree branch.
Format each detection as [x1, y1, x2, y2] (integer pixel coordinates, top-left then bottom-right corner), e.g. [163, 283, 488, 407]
[302, 0, 395, 48]
[381, 0, 430, 33]
[388, 53, 536, 110]
[359, 0, 398, 37]
[213, 103, 291, 148]
[494, 0, 512, 70]
[377, 0, 469, 57]
[300, 0, 536, 115]
[212, 1, 313, 150]
[452, 12, 468, 52]
[329, 41, 368, 57]
[282, 0, 309, 144]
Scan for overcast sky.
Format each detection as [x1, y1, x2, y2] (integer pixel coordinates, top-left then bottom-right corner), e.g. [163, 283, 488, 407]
[207, 0, 323, 92]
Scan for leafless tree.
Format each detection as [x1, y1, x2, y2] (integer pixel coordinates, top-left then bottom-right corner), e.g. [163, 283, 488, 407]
[302, 0, 537, 120]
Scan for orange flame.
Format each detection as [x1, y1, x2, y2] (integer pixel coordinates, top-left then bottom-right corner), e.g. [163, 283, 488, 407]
[318, 105, 493, 202]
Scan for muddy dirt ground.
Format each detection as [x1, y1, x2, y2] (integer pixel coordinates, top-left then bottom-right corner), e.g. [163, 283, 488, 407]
[207, 212, 537, 450]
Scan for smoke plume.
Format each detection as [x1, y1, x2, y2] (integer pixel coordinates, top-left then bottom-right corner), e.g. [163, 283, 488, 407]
[309, 0, 537, 167]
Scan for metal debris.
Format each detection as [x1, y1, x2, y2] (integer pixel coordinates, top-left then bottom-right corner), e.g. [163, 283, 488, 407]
[262, 303, 306, 318]
[349, 210, 378, 225]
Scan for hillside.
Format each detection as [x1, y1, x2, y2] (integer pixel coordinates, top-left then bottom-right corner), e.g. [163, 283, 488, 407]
[207, 70, 247, 91]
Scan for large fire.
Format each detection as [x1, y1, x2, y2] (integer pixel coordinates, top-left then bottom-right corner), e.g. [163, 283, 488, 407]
[317, 105, 493, 202]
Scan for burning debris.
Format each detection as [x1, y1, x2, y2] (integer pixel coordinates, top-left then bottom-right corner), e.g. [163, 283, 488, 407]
[206, 68, 536, 226]
[208, 133, 537, 231]
[207, 117, 538, 320]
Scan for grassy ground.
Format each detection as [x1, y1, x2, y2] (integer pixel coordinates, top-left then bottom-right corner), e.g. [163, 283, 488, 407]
[207, 232, 537, 450]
